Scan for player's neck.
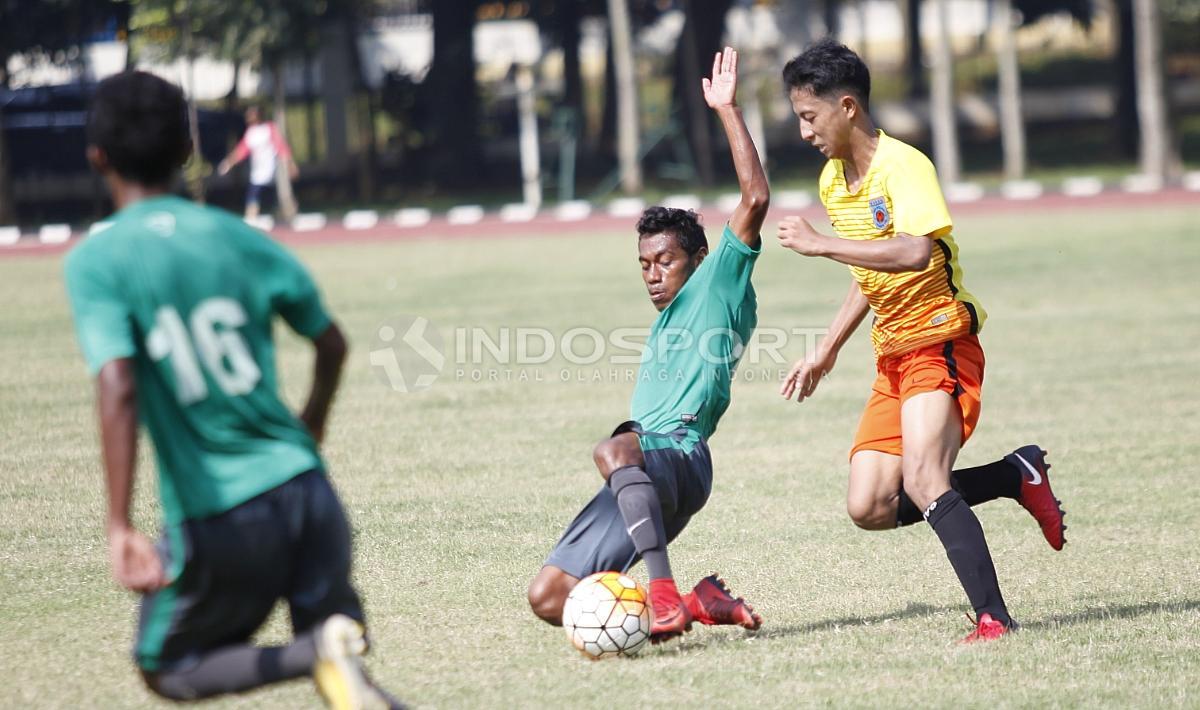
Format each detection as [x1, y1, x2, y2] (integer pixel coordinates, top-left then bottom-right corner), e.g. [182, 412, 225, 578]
[843, 122, 880, 189]
[106, 176, 172, 212]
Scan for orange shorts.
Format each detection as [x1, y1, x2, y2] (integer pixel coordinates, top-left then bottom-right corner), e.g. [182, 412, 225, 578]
[850, 334, 985, 460]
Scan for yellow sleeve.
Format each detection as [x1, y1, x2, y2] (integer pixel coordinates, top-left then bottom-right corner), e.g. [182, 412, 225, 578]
[883, 150, 952, 237]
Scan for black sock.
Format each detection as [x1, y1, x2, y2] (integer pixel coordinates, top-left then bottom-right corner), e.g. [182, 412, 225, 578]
[896, 459, 1023, 526]
[150, 633, 317, 700]
[608, 465, 672, 580]
[952, 459, 1022, 503]
[923, 490, 1011, 625]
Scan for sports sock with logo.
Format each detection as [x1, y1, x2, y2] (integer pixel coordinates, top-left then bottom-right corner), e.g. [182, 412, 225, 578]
[896, 459, 1022, 526]
[923, 489, 1011, 626]
[149, 634, 317, 700]
[608, 465, 672, 581]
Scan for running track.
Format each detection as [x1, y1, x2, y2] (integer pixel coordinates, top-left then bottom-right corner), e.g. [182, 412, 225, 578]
[2, 187, 1196, 259]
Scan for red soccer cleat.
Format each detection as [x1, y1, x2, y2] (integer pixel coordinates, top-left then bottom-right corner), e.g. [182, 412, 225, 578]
[648, 579, 693, 644]
[683, 574, 763, 630]
[1006, 445, 1067, 551]
[961, 613, 1016, 643]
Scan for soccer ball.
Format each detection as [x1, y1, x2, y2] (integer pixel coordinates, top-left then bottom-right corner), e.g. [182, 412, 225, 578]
[562, 571, 651, 659]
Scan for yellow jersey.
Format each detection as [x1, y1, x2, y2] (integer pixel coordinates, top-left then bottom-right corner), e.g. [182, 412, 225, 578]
[819, 130, 986, 360]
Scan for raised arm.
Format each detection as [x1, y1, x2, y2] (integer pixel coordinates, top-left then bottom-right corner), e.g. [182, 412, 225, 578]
[780, 280, 871, 403]
[777, 216, 932, 272]
[702, 47, 769, 248]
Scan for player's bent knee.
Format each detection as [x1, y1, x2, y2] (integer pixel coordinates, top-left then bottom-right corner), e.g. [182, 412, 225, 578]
[846, 497, 893, 530]
[140, 670, 178, 701]
[527, 576, 566, 626]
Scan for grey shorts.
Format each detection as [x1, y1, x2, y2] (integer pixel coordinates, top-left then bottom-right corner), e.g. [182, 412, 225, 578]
[544, 422, 713, 579]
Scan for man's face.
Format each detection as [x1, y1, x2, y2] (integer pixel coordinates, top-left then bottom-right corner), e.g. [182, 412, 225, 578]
[245, 108, 261, 125]
[788, 86, 855, 160]
[638, 232, 706, 312]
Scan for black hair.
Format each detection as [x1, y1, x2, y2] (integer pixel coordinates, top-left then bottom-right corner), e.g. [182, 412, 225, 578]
[781, 37, 871, 110]
[87, 71, 190, 185]
[636, 206, 707, 256]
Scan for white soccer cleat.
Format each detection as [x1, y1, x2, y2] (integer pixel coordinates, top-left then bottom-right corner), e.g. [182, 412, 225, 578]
[313, 614, 403, 710]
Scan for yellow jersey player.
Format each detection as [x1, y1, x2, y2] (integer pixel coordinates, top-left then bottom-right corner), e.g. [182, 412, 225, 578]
[775, 39, 1067, 641]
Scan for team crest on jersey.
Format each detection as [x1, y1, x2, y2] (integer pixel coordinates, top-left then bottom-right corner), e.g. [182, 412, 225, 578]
[869, 197, 890, 230]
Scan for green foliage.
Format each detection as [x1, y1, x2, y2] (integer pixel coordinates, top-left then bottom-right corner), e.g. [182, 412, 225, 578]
[128, 0, 330, 67]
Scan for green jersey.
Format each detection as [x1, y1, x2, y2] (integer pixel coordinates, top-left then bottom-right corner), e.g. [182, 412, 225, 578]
[64, 196, 328, 524]
[630, 225, 759, 442]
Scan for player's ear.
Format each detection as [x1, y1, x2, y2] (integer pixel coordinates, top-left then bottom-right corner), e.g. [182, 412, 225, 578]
[841, 95, 857, 119]
[86, 145, 109, 174]
[693, 245, 709, 265]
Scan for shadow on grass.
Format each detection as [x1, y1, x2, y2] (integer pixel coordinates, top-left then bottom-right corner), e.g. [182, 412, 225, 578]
[668, 598, 1200, 651]
[1022, 599, 1200, 631]
[671, 601, 954, 650]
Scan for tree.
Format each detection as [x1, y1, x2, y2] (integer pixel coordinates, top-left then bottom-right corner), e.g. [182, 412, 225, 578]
[426, 1, 482, 187]
[994, 0, 1025, 180]
[672, 0, 734, 186]
[607, 0, 640, 193]
[1132, 0, 1175, 181]
[928, 0, 960, 184]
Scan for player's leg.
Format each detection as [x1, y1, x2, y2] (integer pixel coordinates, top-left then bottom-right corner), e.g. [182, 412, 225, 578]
[530, 483, 638, 624]
[244, 184, 261, 219]
[900, 390, 1014, 639]
[287, 470, 403, 709]
[136, 506, 305, 700]
[592, 427, 692, 641]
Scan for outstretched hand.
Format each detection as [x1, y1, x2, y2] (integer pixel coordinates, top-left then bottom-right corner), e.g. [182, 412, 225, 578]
[702, 46, 739, 110]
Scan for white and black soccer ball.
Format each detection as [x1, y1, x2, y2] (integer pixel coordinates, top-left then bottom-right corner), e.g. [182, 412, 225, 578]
[562, 571, 651, 659]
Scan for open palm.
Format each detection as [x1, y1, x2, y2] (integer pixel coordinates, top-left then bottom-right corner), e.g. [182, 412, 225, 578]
[702, 46, 739, 110]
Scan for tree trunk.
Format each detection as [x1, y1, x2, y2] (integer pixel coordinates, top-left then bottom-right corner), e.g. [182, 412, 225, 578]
[995, 0, 1026, 180]
[560, 0, 583, 118]
[0, 107, 13, 225]
[902, 0, 925, 99]
[607, 0, 641, 194]
[1113, 0, 1138, 159]
[273, 59, 298, 222]
[675, 0, 717, 186]
[823, 0, 841, 36]
[929, 0, 961, 184]
[1132, 0, 1174, 181]
[303, 47, 318, 163]
[428, 1, 480, 187]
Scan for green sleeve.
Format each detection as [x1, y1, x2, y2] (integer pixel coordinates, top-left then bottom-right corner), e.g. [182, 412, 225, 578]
[64, 246, 137, 375]
[702, 224, 760, 299]
[266, 244, 332, 339]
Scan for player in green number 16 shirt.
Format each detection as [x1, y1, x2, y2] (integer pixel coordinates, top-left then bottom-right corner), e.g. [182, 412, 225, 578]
[64, 71, 401, 709]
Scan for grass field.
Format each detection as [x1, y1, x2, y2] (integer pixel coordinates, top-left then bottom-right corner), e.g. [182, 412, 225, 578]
[2, 201, 1198, 708]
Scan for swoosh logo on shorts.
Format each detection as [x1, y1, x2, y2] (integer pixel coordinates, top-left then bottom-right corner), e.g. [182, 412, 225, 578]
[1014, 453, 1042, 485]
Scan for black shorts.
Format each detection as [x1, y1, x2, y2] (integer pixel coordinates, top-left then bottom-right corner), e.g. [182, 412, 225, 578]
[134, 469, 363, 672]
[543, 422, 713, 579]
